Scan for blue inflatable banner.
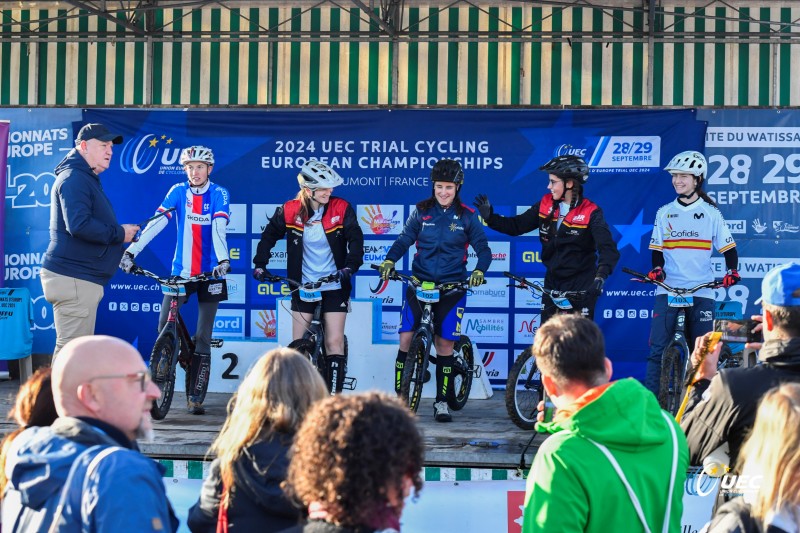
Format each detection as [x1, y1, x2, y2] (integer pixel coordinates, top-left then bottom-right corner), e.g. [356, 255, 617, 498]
[10, 108, 796, 386]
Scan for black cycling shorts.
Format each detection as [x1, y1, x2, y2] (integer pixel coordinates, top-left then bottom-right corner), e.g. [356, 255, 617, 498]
[291, 287, 351, 314]
[183, 279, 228, 303]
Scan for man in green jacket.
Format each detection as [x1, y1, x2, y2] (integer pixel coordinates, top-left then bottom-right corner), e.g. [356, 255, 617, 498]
[523, 314, 689, 532]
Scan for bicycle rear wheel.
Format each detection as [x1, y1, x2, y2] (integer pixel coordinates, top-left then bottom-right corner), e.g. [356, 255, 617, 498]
[150, 332, 177, 420]
[505, 347, 542, 430]
[448, 336, 474, 411]
[658, 344, 685, 415]
[400, 335, 428, 413]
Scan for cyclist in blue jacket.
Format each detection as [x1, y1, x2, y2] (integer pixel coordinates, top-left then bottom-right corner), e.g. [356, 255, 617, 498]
[120, 145, 231, 415]
[379, 159, 492, 422]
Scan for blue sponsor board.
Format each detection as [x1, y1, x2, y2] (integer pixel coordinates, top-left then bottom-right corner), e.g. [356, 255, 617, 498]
[16, 108, 785, 388]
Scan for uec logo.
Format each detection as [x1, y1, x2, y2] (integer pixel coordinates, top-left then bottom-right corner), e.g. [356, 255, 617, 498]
[119, 134, 181, 175]
[555, 144, 587, 157]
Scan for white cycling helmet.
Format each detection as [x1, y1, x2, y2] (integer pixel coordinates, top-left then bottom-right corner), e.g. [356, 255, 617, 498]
[298, 159, 343, 189]
[180, 145, 215, 166]
[664, 150, 706, 178]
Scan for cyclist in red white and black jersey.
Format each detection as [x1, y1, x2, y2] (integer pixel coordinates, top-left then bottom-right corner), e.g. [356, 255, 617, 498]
[474, 155, 620, 324]
[252, 160, 364, 394]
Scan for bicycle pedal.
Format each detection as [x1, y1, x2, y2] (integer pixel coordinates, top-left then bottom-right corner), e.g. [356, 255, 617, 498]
[343, 377, 357, 391]
[471, 365, 482, 379]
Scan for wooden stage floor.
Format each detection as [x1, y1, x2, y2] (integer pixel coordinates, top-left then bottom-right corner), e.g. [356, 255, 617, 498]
[0, 379, 545, 469]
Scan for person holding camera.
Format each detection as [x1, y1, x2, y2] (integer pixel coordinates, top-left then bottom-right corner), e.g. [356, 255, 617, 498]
[681, 262, 800, 469]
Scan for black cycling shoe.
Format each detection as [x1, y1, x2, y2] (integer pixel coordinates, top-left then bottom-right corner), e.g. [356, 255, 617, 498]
[187, 401, 206, 415]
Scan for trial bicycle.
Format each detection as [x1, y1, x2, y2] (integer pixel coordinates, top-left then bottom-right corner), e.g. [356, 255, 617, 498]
[371, 264, 479, 413]
[267, 272, 356, 394]
[623, 267, 723, 415]
[503, 271, 590, 430]
[132, 266, 222, 420]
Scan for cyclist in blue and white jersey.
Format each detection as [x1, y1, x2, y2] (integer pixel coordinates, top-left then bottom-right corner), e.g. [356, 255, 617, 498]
[644, 150, 739, 395]
[379, 159, 491, 423]
[120, 145, 231, 415]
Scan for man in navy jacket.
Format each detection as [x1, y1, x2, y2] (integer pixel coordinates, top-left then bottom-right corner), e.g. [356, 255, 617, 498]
[40, 123, 139, 357]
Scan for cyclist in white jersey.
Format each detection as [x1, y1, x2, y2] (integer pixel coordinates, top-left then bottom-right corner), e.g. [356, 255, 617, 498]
[120, 145, 231, 415]
[644, 150, 740, 394]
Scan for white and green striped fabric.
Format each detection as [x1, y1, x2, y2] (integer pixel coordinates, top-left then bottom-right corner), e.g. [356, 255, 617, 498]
[1, 4, 799, 106]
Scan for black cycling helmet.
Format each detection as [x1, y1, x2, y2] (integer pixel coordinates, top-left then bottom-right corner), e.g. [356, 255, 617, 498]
[430, 159, 464, 185]
[540, 155, 589, 184]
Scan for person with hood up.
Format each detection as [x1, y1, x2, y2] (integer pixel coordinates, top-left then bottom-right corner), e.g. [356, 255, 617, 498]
[522, 314, 688, 532]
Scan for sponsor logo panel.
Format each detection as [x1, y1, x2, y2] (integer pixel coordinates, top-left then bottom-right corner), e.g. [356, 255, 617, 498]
[381, 311, 401, 341]
[223, 274, 246, 305]
[480, 348, 509, 381]
[355, 276, 403, 306]
[227, 204, 247, 234]
[251, 239, 287, 270]
[514, 313, 541, 345]
[251, 204, 283, 233]
[357, 204, 403, 235]
[363, 240, 403, 270]
[250, 309, 277, 339]
[213, 309, 245, 337]
[462, 313, 508, 343]
[466, 241, 510, 273]
[466, 277, 510, 308]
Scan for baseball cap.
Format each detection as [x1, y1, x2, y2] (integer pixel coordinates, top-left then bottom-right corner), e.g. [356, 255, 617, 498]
[76, 123, 123, 145]
[754, 262, 800, 306]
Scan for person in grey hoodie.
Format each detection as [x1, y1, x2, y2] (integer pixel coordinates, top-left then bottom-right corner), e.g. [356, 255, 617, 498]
[40, 123, 139, 357]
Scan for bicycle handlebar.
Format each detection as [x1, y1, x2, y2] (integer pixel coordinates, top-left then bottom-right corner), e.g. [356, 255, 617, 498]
[132, 266, 214, 285]
[621, 267, 723, 294]
[266, 272, 341, 290]
[369, 264, 475, 290]
[502, 271, 589, 299]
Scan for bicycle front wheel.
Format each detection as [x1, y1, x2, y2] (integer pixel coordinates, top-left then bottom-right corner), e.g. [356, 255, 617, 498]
[658, 344, 685, 415]
[505, 347, 543, 430]
[288, 338, 325, 380]
[400, 335, 429, 413]
[150, 332, 177, 420]
[448, 336, 474, 411]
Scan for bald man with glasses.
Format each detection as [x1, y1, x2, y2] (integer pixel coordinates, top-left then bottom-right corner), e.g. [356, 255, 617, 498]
[2, 336, 178, 532]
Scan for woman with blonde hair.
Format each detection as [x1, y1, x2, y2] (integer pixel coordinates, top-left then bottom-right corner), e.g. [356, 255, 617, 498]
[707, 382, 800, 532]
[188, 347, 328, 532]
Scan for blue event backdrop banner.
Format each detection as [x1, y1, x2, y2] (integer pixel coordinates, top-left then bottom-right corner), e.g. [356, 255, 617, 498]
[3, 108, 797, 385]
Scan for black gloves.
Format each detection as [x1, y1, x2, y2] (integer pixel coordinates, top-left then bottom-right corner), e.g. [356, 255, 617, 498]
[473, 194, 493, 221]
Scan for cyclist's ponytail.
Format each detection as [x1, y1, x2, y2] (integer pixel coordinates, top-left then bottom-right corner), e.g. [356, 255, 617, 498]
[697, 188, 717, 207]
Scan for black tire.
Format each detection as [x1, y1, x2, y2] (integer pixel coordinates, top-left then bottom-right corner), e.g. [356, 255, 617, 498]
[505, 347, 542, 430]
[400, 335, 428, 413]
[149, 333, 177, 421]
[288, 338, 324, 379]
[448, 335, 474, 411]
[658, 344, 685, 415]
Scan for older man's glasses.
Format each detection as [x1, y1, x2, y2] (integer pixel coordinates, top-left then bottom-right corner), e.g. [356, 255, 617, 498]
[88, 371, 150, 392]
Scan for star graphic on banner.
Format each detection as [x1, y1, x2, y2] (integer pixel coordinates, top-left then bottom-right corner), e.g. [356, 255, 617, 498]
[149, 137, 158, 148]
[613, 209, 652, 252]
[166, 138, 173, 144]
[161, 134, 167, 139]
[511, 111, 603, 184]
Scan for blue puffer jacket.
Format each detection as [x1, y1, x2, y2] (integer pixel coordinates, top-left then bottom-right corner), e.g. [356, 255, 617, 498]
[2, 417, 178, 532]
[42, 149, 126, 285]
[386, 202, 492, 283]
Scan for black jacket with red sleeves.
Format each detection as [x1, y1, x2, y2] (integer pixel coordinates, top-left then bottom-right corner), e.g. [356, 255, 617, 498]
[253, 197, 364, 294]
[485, 193, 619, 282]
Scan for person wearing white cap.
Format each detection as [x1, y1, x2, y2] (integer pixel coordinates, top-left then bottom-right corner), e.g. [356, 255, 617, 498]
[40, 123, 140, 357]
[680, 262, 800, 468]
